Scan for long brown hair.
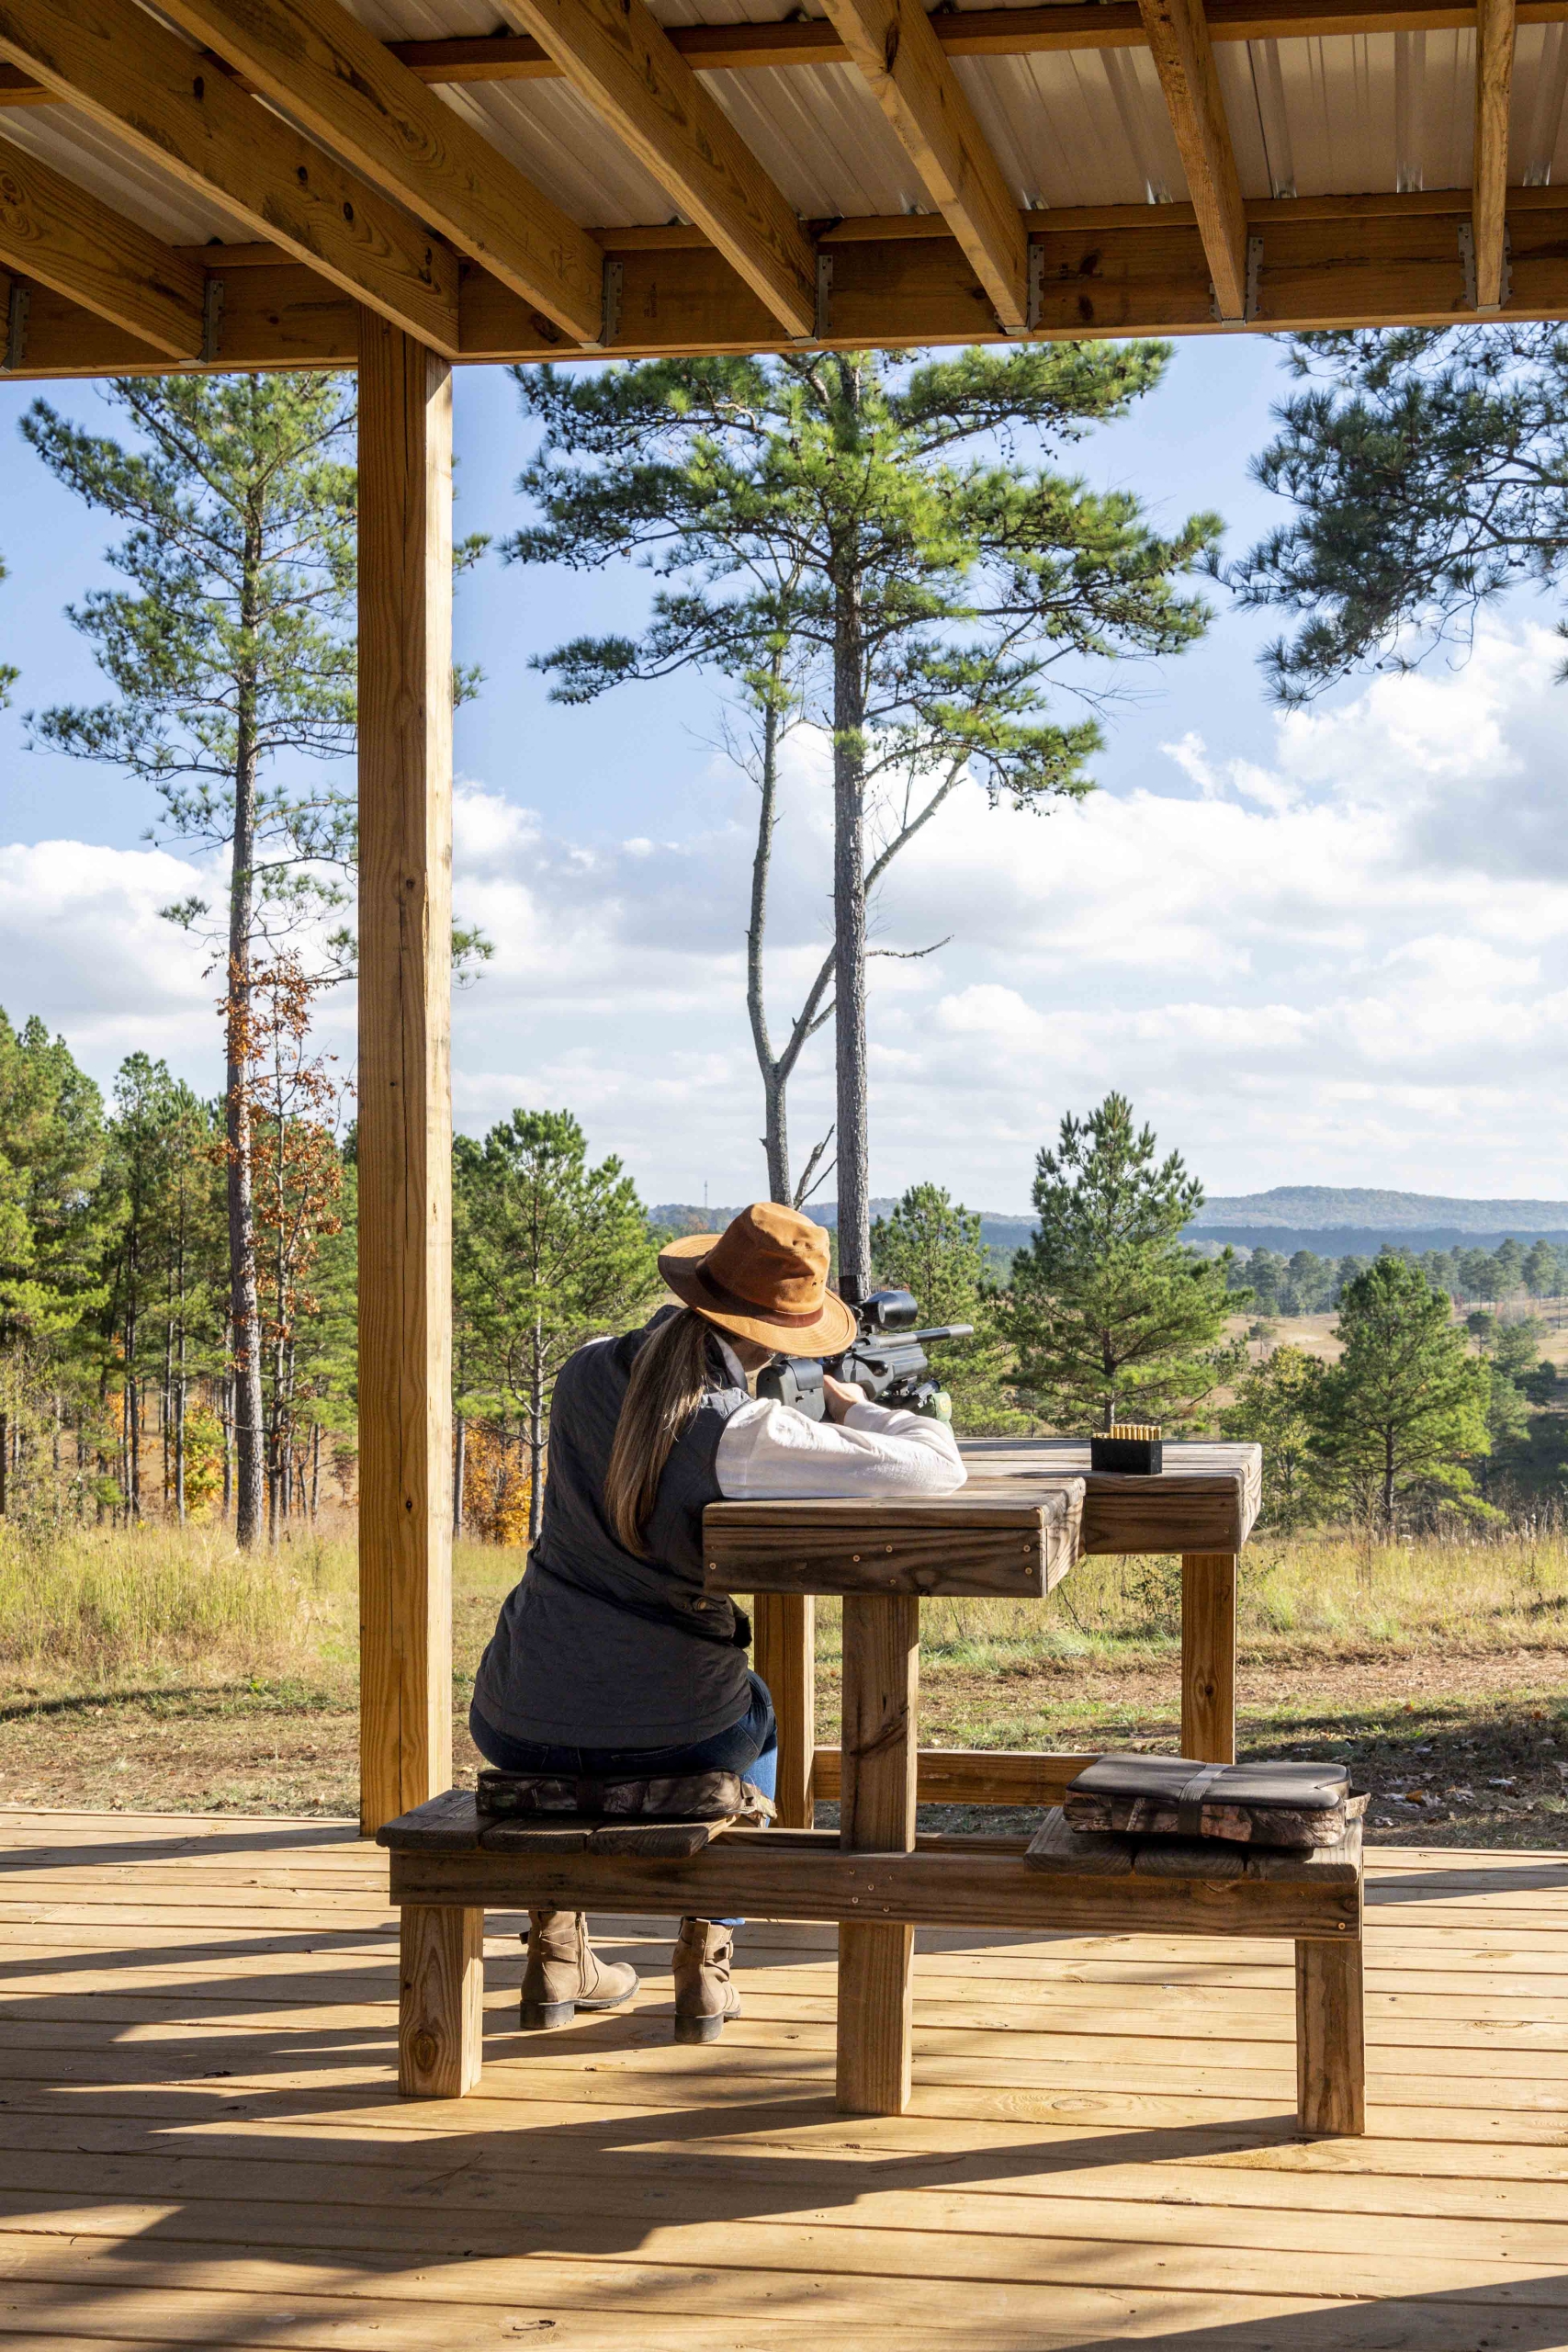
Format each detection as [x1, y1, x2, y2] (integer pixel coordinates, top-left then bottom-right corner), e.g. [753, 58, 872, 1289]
[604, 1309, 716, 1555]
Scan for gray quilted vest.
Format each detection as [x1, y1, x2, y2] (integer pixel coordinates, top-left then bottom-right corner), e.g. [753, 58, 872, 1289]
[470, 1310, 753, 1749]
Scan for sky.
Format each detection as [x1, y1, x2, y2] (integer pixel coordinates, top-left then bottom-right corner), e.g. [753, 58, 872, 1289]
[4, 335, 1567, 1217]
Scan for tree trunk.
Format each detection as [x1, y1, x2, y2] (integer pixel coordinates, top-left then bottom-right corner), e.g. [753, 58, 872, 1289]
[453, 1411, 466, 1537]
[227, 616, 266, 1544]
[746, 676, 791, 1204]
[1383, 1430, 1395, 1535]
[829, 506, 870, 1302]
[527, 1320, 546, 1544]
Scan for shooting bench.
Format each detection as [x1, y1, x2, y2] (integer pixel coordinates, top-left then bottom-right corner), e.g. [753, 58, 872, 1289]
[378, 1438, 1366, 2134]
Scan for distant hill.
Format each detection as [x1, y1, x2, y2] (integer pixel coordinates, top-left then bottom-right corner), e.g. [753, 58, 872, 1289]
[653, 1187, 1568, 1270]
[650, 1201, 1037, 1268]
[1187, 1186, 1568, 1257]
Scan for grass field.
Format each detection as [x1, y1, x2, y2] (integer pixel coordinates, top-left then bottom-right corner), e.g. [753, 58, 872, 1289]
[2, 1517, 1564, 1845]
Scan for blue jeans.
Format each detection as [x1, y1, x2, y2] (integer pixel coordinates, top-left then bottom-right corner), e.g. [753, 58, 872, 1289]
[469, 1672, 777, 1928]
[468, 1671, 778, 1799]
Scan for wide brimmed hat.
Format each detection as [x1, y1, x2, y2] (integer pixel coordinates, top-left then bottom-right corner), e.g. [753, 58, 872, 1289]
[659, 1202, 857, 1356]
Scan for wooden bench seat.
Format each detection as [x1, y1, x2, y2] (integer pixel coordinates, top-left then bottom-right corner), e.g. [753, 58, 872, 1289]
[378, 1794, 1365, 2132]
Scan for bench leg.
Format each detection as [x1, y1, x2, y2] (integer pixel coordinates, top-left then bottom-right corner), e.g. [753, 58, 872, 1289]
[836, 1593, 919, 2116]
[1296, 1937, 1364, 2135]
[755, 1592, 816, 1828]
[837, 1922, 914, 2113]
[399, 1904, 484, 2098]
[1180, 1552, 1236, 1764]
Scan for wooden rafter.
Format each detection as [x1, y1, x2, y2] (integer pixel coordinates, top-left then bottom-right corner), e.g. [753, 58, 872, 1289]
[0, 132, 204, 353]
[151, 0, 604, 345]
[497, 0, 818, 340]
[6, 0, 1559, 101]
[0, 0, 458, 352]
[817, 0, 1029, 334]
[1136, 0, 1249, 320]
[1472, 0, 1517, 309]
[4, 188, 1556, 380]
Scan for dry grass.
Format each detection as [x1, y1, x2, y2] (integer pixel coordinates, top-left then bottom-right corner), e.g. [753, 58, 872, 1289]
[1, 1519, 1564, 1842]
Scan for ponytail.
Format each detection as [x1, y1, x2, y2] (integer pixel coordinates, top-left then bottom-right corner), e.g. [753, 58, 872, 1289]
[604, 1310, 715, 1555]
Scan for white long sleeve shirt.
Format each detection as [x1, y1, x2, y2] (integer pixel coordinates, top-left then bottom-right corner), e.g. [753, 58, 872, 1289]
[714, 1394, 967, 1499]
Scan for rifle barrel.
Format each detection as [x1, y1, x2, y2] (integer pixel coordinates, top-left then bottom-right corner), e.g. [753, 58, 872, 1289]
[910, 1324, 973, 1344]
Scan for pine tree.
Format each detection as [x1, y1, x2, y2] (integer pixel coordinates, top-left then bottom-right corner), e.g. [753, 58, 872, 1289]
[1008, 1093, 1244, 1432]
[870, 1182, 1026, 1433]
[1220, 1345, 1325, 1530]
[24, 377, 359, 1544]
[1227, 327, 1568, 702]
[505, 351, 1219, 1271]
[453, 1111, 660, 1542]
[1308, 1253, 1491, 1531]
[0, 550, 17, 707]
[0, 1011, 107, 1351]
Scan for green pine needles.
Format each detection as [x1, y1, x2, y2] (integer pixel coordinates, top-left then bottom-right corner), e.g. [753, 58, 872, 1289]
[1007, 1092, 1245, 1433]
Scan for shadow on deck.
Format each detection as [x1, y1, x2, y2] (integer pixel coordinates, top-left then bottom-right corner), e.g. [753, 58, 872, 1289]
[0, 1806, 1563, 2347]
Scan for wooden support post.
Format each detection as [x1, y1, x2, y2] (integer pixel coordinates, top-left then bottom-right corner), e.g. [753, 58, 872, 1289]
[357, 312, 455, 1837]
[836, 1591, 919, 2115]
[1295, 1935, 1365, 2134]
[399, 1903, 484, 2096]
[1180, 1551, 1236, 1764]
[753, 1591, 815, 1826]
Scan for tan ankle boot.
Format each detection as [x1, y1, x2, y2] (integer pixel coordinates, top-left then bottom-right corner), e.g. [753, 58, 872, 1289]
[520, 1908, 638, 2030]
[672, 1917, 741, 2044]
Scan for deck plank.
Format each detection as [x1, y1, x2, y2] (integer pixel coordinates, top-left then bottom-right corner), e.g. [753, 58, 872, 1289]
[0, 1808, 1564, 2347]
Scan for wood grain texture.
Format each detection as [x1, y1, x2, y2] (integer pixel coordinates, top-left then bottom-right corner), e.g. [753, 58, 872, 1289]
[356, 315, 454, 1837]
[389, 1828, 1364, 1938]
[152, 0, 604, 343]
[0, 133, 204, 353]
[837, 1593, 919, 2114]
[1297, 1933, 1367, 2133]
[1473, 0, 1517, 307]
[704, 1484, 1080, 1598]
[1135, 0, 1249, 316]
[14, 198, 1568, 381]
[753, 1592, 815, 1827]
[817, 0, 1029, 331]
[500, 0, 817, 337]
[959, 1439, 1260, 1556]
[813, 1746, 1099, 1807]
[0, 0, 458, 351]
[397, 1902, 483, 2097]
[1181, 1553, 1237, 1766]
[3, 0, 1567, 100]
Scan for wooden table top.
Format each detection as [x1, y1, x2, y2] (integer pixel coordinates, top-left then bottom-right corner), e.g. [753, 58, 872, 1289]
[959, 1438, 1261, 1558]
[702, 1436, 1260, 1599]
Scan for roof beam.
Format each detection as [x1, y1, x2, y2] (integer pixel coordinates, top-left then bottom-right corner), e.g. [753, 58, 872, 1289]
[0, 0, 458, 351]
[0, 131, 205, 352]
[1473, 0, 1517, 308]
[1136, 0, 1249, 319]
[2, 0, 1566, 100]
[816, 0, 1030, 332]
[5, 191, 1561, 378]
[151, 0, 604, 345]
[496, 0, 818, 339]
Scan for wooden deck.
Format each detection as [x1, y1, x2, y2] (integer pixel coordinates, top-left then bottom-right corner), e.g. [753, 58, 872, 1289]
[0, 1810, 1565, 2349]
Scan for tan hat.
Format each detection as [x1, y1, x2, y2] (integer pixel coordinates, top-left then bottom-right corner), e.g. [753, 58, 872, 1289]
[659, 1201, 857, 1356]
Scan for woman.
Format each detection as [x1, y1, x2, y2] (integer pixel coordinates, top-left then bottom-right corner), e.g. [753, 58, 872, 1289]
[470, 1199, 966, 2041]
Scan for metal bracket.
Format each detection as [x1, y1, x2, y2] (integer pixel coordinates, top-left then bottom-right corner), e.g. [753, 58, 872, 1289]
[3, 281, 28, 374]
[1211, 235, 1263, 327]
[815, 248, 833, 342]
[600, 254, 623, 349]
[1026, 240, 1043, 334]
[1460, 217, 1511, 313]
[201, 274, 224, 365]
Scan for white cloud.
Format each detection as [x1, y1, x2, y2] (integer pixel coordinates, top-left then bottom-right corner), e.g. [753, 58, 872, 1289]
[13, 616, 1568, 1206]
